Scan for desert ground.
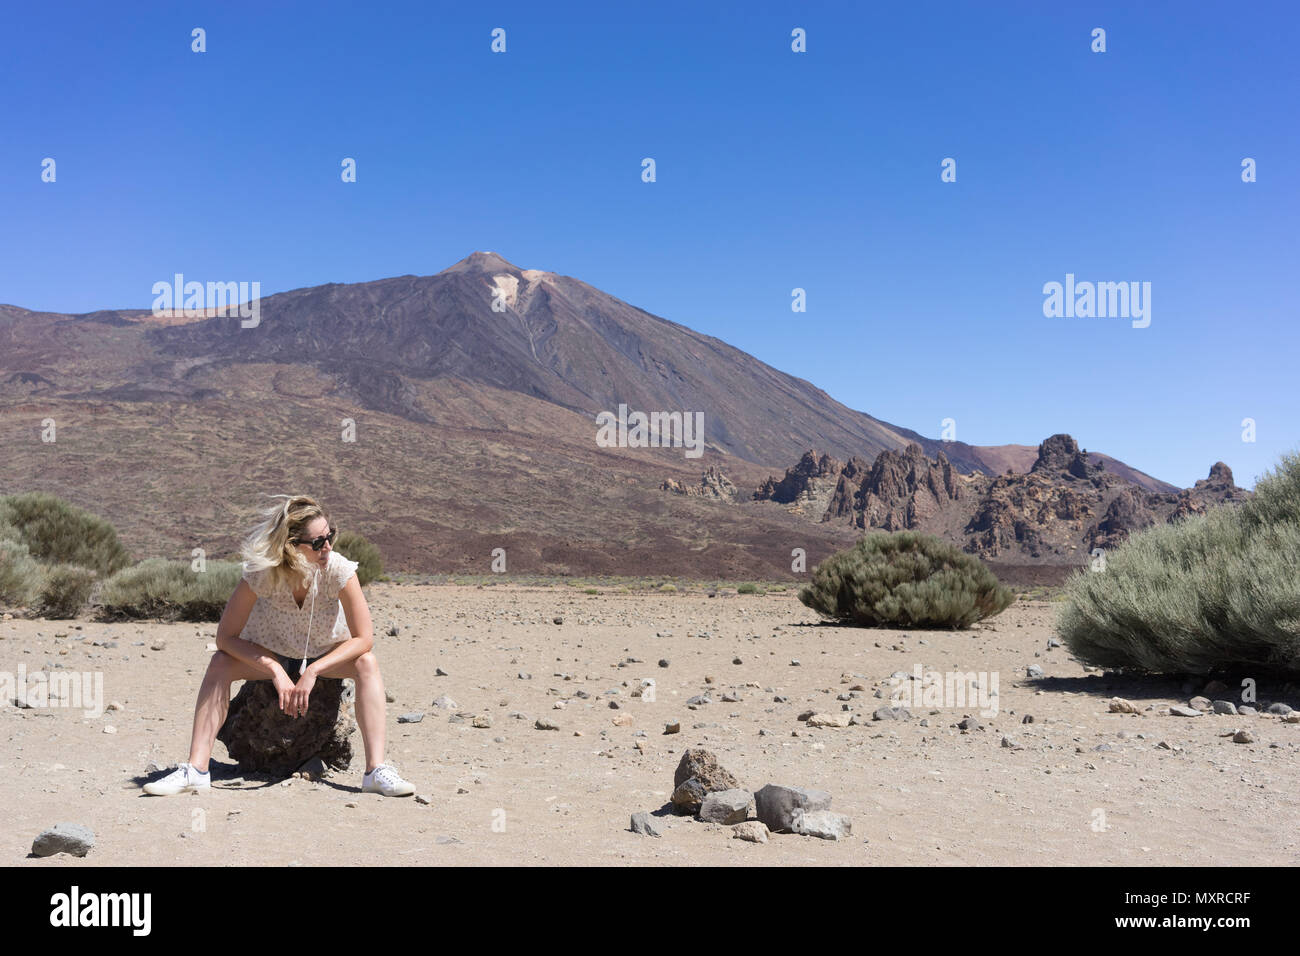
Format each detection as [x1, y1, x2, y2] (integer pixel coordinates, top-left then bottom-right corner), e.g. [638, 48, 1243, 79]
[6, 582, 1299, 866]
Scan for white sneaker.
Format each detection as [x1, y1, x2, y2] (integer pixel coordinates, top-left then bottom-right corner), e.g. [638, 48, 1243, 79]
[362, 764, 415, 797]
[143, 762, 210, 796]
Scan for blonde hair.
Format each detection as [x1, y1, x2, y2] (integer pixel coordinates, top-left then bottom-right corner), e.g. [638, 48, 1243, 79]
[241, 494, 332, 593]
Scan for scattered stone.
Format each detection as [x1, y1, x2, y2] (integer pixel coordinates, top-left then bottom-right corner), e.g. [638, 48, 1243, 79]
[873, 706, 911, 721]
[1212, 700, 1238, 715]
[397, 712, 424, 724]
[1267, 703, 1293, 715]
[699, 789, 754, 825]
[611, 713, 633, 727]
[671, 778, 708, 814]
[958, 716, 981, 732]
[663, 722, 681, 735]
[754, 784, 832, 833]
[686, 695, 711, 706]
[431, 695, 458, 710]
[1108, 698, 1140, 714]
[659, 659, 670, 668]
[1169, 706, 1203, 717]
[150, 640, 166, 652]
[1001, 735, 1020, 749]
[807, 712, 851, 728]
[517, 672, 531, 680]
[732, 657, 743, 665]
[534, 718, 560, 731]
[1233, 730, 1255, 744]
[673, 748, 741, 793]
[1189, 696, 1212, 712]
[552, 616, 563, 625]
[32, 823, 95, 858]
[731, 821, 769, 843]
[1283, 713, 1300, 724]
[102, 725, 117, 734]
[630, 812, 662, 837]
[1021, 715, 1034, 724]
[414, 794, 432, 805]
[472, 715, 492, 729]
[435, 667, 448, 677]
[793, 809, 852, 841]
[386, 623, 400, 636]
[1239, 706, 1257, 716]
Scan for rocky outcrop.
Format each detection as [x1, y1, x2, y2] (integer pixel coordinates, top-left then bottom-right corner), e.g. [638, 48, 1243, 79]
[660, 466, 738, 500]
[755, 436, 1248, 566]
[753, 450, 844, 503]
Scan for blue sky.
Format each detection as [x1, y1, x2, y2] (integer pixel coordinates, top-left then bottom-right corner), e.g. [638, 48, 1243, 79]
[2, 0, 1296, 489]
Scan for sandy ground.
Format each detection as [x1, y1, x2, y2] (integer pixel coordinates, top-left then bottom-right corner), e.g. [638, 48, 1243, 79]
[5, 584, 1299, 866]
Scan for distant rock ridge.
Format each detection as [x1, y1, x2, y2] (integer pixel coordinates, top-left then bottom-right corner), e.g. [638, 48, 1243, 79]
[744, 436, 1247, 564]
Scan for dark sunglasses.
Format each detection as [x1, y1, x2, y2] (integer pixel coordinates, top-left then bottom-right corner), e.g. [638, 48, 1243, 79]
[293, 528, 336, 551]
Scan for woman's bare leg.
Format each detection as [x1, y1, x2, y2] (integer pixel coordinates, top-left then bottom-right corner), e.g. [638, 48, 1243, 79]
[318, 652, 385, 773]
[187, 650, 270, 772]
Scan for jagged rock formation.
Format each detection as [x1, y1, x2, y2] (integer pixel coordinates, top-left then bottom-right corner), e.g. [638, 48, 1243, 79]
[752, 435, 1247, 566]
[660, 466, 739, 501]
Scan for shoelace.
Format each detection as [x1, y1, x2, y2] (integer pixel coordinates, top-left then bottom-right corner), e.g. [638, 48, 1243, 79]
[373, 766, 400, 787]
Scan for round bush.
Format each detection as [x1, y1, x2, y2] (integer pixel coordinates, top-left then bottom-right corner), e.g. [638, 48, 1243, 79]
[0, 492, 130, 575]
[0, 539, 42, 608]
[334, 530, 383, 587]
[799, 531, 1015, 628]
[100, 558, 243, 621]
[36, 563, 97, 619]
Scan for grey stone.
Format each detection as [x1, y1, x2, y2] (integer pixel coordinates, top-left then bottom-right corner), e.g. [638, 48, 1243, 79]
[1189, 696, 1212, 711]
[32, 823, 95, 858]
[1026, 665, 1044, 678]
[1267, 702, 1293, 715]
[753, 784, 832, 833]
[699, 788, 753, 825]
[674, 748, 741, 792]
[431, 695, 458, 710]
[731, 820, 769, 843]
[958, 716, 982, 731]
[1233, 730, 1255, 744]
[534, 718, 560, 731]
[1239, 706, 1257, 715]
[873, 706, 912, 721]
[1169, 705, 1203, 717]
[397, 712, 423, 723]
[792, 809, 852, 841]
[629, 812, 662, 837]
[1211, 700, 1238, 715]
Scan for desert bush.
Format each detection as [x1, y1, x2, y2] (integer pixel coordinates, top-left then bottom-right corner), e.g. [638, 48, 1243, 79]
[1058, 451, 1300, 674]
[334, 530, 383, 586]
[799, 531, 1015, 628]
[100, 558, 243, 621]
[36, 563, 97, 619]
[0, 492, 130, 575]
[0, 539, 42, 607]
[736, 582, 758, 594]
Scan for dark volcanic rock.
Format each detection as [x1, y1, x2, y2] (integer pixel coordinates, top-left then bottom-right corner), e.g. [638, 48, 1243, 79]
[217, 676, 356, 776]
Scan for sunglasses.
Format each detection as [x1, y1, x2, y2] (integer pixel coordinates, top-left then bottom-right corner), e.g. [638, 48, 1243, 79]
[293, 528, 337, 551]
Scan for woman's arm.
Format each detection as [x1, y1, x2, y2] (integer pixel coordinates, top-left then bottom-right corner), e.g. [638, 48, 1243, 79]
[305, 575, 373, 677]
[214, 579, 287, 678]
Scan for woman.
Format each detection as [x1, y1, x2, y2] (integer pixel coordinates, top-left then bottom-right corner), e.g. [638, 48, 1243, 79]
[144, 494, 415, 797]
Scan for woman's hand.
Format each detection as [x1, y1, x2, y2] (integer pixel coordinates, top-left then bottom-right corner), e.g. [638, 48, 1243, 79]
[289, 669, 317, 719]
[271, 667, 298, 717]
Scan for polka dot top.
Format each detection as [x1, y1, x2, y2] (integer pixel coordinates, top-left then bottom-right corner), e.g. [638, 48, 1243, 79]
[240, 551, 361, 658]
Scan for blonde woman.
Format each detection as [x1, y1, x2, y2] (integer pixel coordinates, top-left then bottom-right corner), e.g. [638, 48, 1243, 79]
[144, 494, 415, 797]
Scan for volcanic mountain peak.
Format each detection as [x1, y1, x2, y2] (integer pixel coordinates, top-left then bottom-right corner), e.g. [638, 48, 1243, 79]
[443, 250, 526, 275]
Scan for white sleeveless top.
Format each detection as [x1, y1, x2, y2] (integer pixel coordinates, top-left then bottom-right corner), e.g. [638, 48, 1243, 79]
[240, 551, 360, 657]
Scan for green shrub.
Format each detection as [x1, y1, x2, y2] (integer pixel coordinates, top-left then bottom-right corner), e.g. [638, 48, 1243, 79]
[736, 583, 758, 594]
[100, 558, 243, 621]
[584, 588, 600, 595]
[36, 563, 97, 619]
[1058, 451, 1300, 674]
[334, 530, 383, 586]
[0, 492, 130, 575]
[659, 583, 677, 592]
[799, 531, 1015, 628]
[0, 539, 42, 607]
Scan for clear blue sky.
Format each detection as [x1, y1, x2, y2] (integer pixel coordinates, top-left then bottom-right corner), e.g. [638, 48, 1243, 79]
[2, 0, 1296, 489]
